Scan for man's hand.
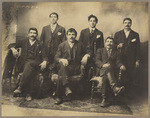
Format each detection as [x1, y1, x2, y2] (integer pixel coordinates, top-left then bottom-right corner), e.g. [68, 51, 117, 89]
[120, 65, 126, 71]
[59, 59, 68, 66]
[117, 43, 124, 49]
[40, 61, 47, 71]
[102, 63, 110, 68]
[81, 54, 90, 65]
[11, 47, 19, 58]
[135, 60, 140, 68]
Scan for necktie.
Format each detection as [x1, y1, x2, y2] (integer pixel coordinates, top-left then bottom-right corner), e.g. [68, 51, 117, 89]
[51, 25, 55, 33]
[91, 29, 94, 34]
[108, 50, 111, 58]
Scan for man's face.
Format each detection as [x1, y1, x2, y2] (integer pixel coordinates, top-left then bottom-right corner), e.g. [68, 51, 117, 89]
[28, 30, 37, 41]
[105, 39, 114, 49]
[67, 32, 76, 43]
[123, 20, 132, 30]
[50, 14, 58, 24]
[88, 17, 97, 28]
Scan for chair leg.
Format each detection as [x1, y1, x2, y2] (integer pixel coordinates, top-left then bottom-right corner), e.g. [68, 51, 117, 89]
[9, 77, 12, 91]
[91, 81, 95, 103]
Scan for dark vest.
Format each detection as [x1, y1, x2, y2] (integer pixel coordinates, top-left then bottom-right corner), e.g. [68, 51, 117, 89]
[26, 40, 37, 60]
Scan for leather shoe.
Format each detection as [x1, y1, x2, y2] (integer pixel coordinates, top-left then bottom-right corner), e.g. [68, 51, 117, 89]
[25, 94, 32, 101]
[14, 86, 22, 94]
[66, 93, 72, 101]
[113, 86, 125, 96]
[100, 98, 109, 107]
[55, 97, 63, 105]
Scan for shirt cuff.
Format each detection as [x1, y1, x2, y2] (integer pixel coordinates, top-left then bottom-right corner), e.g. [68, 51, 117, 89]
[84, 54, 90, 59]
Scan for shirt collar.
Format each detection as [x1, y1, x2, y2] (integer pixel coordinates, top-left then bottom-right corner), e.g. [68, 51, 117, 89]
[106, 48, 112, 52]
[89, 27, 96, 32]
[67, 41, 74, 48]
[29, 39, 36, 46]
[124, 29, 131, 33]
[50, 23, 57, 27]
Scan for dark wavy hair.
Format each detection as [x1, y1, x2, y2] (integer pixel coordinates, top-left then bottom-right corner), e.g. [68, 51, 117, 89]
[49, 12, 59, 19]
[67, 28, 77, 37]
[28, 27, 38, 35]
[88, 14, 98, 23]
[123, 18, 132, 23]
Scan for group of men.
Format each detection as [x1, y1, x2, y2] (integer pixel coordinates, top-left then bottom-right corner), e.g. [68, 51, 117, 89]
[3, 12, 140, 107]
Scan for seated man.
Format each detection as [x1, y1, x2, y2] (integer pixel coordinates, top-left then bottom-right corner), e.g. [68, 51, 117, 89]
[54, 28, 90, 105]
[10, 28, 47, 101]
[95, 37, 126, 107]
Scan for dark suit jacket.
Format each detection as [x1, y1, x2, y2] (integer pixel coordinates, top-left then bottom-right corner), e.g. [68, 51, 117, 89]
[95, 47, 122, 76]
[114, 29, 140, 67]
[55, 40, 89, 65]
[40, 24, 66, 62]
[79, 28, 104, 57]
[8, 38, 47, 70]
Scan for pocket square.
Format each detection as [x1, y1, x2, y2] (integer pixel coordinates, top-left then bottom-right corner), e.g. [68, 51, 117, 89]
[131, 38, 136, 42]
[58, 32, 62, 36]
[96, 35, 101, 39]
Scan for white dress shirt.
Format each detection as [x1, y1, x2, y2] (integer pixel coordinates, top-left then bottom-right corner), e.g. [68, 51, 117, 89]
[29, 39, 36, 46]
[124, 29, 131, 38]
[50, 23, 57, 33]
[68, 41, 74, 48]
[89, 27, 96, 33]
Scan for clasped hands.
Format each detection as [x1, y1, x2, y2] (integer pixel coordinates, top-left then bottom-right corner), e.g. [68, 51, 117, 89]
[59, 54, 90, 67]
[102, 63, 110, 68]
[11, 47, 47, 71]
[11, 47, 19, 58]
[117, 43, 124, 49]
[102, 63, 126, 71]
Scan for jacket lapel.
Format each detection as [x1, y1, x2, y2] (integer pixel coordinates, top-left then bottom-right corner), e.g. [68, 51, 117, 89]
[109, 48, 115, 59]
[53, 24, 60, 36]
[73, 41, 78, 59]
[127, 30, 133, 44]
[87, 28, 91, 40]
[103, 47, 109, 63]
[34, 40, 40, 56]
[65, 41, 71, 59]
[46, 25, 52, 42]
[121, 30, 127, 43]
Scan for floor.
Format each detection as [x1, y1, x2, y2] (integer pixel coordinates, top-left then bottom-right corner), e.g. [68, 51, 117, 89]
[2, 82, 149, 116]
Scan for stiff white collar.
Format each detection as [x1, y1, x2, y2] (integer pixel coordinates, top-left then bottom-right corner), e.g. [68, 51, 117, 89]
[67, 41, 74, 48]
[29, 39, 36, 46]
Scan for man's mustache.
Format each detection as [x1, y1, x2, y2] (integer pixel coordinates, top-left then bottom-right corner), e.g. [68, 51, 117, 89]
[30, 36, 35, 38]
[125, 25, 130, 27]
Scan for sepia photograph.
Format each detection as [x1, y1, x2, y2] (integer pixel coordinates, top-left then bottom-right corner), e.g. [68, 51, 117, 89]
[1, 0, 149, 116]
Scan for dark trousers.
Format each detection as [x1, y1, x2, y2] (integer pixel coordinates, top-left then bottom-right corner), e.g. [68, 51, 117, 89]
[2, 50, 16, 79]
[101, 67, 117, 98]
[19, 60, 41, 94]
[56, 63, 81, 98]
[122, 65, 137, 91]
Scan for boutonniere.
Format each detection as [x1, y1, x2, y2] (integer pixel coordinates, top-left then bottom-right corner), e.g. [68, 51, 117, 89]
[39, 51, 41, 54]
[57, 32, 62, 36]
[96, 35, 101, 39]
[131, 38, 136, 42]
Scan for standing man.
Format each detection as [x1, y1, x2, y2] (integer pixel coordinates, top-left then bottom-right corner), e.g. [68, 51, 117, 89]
[79, 14, 104, 94]
[79, 14, 104, 57]
[95, 37, 126, 107]
[12, 28, 48, 101]
[79, 14, 104, 76]
[54, 28, 90, 104]
[114, 18, 140, 90]
[40, 12, 66, 72]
